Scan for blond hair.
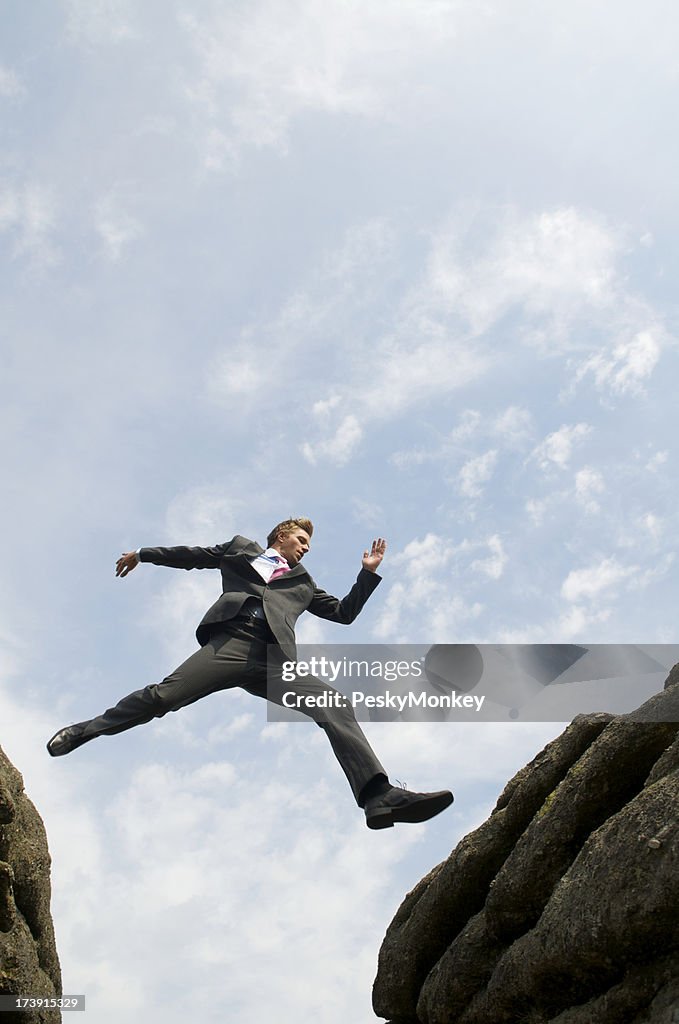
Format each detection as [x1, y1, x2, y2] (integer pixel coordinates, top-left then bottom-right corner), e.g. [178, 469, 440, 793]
[267, 517, 314, 547]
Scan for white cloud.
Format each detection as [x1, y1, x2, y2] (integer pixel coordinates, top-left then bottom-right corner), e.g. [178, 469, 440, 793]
[164, 486, 245, 541]
[471, 535, 507, 580]
[550, 603, 610, 641]
[94, 193, 144, 260]
[207, 291, 336, 414]
[636, 552, 675, 589]
[574, 466, 605, 513]
[301, 413, 363, 466]
[532, 423, 591, 470]
[491, 406, 534, 449]
[561, 557, 637, 603]
[294, 614, 330, 644]
[498, 602, 612, 644]
[368, 719, 565, 796]
[525, 498, 548, 527]
[321, 217, 397, 284]
[450, 409, 482, 442]
[458, 449, 498, 497]
[201, 127, 235, 172]
[575, 329, 661, 397]
[206, 198, 667, 468]
[146, 574, 219, 663]
[135, 487, 250, 661]
[374, 533, 486, 642]
[499, 208, 617, 309]
[421, 208, 671, 409]
[639, 512, 662, 541]
[0, 182, 59, 265]
[350, 498, 384, 529]
[388, 447, 431, 469]
[390, 405, 533, 471]
[294, 201, 658, 465]
[206, 713, 255, 744]
[389, 532, 448, 569]
[646, 450, 668, 472]
[393, 411, 480, 468]
[209, 350, 263, 398]
[91, 753, 423, 1023]
[179, 0, 464, 160]
[426, 206, 620, 340]
[65, 0, 139, 44]
[374, 580, 483, 644]
[32, 722, 420, 1022]
[373, 338, 487, 419]
[292, 327, 487, 469]
[312, 395, 342, 418]
[0, 65, 24, 98]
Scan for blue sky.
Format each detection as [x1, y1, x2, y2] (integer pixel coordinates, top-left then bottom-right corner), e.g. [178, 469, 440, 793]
[1, 2, 678, 1021]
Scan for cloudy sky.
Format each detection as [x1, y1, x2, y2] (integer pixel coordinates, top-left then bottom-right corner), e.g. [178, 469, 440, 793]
[1, 1, 678, 1020]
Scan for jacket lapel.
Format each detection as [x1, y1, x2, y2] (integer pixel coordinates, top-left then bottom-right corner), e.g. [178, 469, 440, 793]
[233, 539, 264, 558]
[225, 537, 308, 584]
[268, 563, 308, 583]
[223, 539, 265, 583]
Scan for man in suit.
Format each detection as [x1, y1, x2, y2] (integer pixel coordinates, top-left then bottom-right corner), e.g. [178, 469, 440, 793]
[47, 517, 453, 829]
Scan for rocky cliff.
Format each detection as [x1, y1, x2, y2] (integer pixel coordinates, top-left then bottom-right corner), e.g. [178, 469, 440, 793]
[374, 665, 679, 1024]
[0, 747, 62, 1024]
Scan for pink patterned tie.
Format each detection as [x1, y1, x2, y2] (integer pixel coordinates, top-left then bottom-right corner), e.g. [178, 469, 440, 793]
[269, 556, 290, 582]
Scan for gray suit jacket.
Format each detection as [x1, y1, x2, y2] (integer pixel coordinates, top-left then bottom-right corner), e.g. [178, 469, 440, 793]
[139, 535, 382, 658]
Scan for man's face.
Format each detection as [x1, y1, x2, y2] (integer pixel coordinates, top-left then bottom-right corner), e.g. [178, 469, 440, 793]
[273, 528, 311, 566]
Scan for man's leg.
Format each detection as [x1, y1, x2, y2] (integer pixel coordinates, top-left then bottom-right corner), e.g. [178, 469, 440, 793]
[243, 663, 388, 806]
[47, 624, 261, 754]
[47, 621, 453, 828]
[249, 653, 453, 828]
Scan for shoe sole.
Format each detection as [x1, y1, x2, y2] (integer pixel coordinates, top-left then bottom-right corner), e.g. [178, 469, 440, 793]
[367, 791, 454, 829]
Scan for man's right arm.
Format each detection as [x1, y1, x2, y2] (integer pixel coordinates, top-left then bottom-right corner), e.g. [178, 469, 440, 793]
[115, 541, 233, 577]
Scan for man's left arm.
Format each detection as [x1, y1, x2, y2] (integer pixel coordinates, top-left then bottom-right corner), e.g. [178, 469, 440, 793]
[307, 538, 387, 624]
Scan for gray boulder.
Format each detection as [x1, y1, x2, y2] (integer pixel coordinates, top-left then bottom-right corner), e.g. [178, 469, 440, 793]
[0, 747, 62, 1024]
[374, 667, 679, 1024]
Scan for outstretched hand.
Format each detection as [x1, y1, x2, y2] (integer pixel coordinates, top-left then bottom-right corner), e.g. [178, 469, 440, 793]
[362, 538, 387, 573]
[116, 551, 139, 578]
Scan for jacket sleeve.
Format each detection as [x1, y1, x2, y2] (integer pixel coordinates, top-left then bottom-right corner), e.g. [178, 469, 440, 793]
[139, 539, 234, 571]
[307, 568, 382, 624]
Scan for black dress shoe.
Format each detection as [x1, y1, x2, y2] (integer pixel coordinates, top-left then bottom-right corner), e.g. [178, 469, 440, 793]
[46, 724, 91, 757]
[364, 785, 454, 830]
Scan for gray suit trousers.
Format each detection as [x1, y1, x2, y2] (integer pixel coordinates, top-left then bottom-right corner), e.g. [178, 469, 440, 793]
[79, 616, 386, 804]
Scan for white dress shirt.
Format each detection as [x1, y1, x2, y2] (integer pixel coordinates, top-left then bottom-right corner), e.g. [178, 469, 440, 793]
[250, 547, 289, 582]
